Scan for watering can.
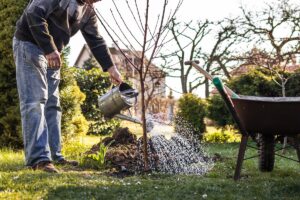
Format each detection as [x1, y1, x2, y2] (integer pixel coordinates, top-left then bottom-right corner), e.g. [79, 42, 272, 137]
[98, 83, 154, 132]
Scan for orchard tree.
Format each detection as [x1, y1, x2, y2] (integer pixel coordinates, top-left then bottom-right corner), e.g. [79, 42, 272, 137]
[240, 0, 300, 97]
[161, 17, 243, 97]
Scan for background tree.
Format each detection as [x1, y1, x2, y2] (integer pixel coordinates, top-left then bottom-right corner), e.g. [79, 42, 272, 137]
[0, 0, 28, 148]
[200, 18, 244, 97]
[240, 0, 300, 97]
[160, 19, 211, 94]
[160, 17, 243, 97]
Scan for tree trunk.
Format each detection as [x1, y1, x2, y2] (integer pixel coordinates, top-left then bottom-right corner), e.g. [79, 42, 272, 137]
[140, 73, 149, 170]
[205, 78, 209, 98]
[181, 74, 188, 93]
[281, 81, 286, 97]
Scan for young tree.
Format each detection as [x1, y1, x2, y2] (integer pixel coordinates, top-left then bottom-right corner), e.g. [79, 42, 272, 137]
[94, 0, 183, 169]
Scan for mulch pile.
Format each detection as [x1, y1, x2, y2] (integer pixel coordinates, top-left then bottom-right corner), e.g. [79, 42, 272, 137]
[85, 127, 157, 173]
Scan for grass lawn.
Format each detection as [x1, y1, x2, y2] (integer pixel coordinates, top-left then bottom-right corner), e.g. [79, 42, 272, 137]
[1, 138, 300, 200]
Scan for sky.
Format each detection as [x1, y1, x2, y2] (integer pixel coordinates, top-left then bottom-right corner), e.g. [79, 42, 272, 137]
[67, 0, 281, 98]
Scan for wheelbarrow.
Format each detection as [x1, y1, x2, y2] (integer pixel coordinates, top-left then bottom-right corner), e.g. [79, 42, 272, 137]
[185, 60, 300, 180]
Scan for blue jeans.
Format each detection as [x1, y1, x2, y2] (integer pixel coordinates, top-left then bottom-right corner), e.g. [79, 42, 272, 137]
[13, 38, 64, 166]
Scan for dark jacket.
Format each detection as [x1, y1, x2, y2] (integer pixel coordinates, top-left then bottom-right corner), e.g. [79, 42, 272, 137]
[14, 0, 113, 71]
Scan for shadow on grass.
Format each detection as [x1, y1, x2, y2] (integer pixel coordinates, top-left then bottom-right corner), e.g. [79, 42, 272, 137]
[42, 175, 300, 200]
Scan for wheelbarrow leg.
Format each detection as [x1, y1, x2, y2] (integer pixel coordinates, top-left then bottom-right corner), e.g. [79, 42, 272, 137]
[293, 135, 300, 163]
[234, 134, 248, 180]
[282, 136, 288, 154]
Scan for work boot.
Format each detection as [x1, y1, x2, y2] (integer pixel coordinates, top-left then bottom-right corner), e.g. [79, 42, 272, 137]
[56, 159, 79, 166]
[32, 161, 59, 173]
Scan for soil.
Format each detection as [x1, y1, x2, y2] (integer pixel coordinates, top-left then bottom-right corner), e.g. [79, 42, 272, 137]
[85, 127, 156, 173]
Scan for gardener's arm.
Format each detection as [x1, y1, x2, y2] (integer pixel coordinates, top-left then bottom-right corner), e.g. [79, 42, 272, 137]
[81, 11, 123, 84]
[26, 0, 58, 54]
[25, 0, 61, 68]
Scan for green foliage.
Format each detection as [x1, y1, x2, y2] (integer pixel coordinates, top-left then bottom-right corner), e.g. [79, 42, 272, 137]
[175, 93, 207, 139]
[203, 127, 241, 143]
[285, 69, 300, 96]
[85, 140, 113, 169]
[207, 95, 234, 127]
[0, 0, 28, 148]
[60, 48, 89, 140]
[227, 68, 280, 97]
[75, 64, 120, 135]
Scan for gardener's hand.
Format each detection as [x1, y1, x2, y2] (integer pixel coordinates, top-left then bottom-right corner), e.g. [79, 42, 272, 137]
[46, 50, 61, 69]
[107, 66, 123, 85]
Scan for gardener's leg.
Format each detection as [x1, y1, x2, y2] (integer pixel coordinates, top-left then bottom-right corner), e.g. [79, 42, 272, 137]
[13, 38, 51, 166]
[46, 74, 78, 166]
[46, 68, 64, 161]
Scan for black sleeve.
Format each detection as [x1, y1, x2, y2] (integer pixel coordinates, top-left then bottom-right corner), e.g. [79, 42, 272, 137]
[81, 10, 114, 72]
[25, 0, 59, 54]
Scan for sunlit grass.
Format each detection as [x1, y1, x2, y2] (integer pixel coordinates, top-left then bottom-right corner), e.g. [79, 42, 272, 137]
[0, 136, 300, 199]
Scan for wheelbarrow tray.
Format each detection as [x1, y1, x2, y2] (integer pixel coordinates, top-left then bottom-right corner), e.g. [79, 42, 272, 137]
[232, 96, 300, 135]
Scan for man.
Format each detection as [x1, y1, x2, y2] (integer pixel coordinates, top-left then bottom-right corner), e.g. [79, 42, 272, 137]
[13, 0, 122, 173]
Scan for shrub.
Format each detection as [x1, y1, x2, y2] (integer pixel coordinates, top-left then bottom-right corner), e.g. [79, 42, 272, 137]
[175, 93, 207, 139]
[75, 66, 120, 135]
[206, 94, 234, 127]
[60, 57, 89, 140]
[203, 127, 241, 143]
[227, 68, 280, 97]
[285, 69, 300, 96]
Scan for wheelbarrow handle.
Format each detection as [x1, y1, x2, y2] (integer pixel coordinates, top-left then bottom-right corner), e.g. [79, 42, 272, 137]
[184, 60, 239, 98]
[184, 60, 213, 81]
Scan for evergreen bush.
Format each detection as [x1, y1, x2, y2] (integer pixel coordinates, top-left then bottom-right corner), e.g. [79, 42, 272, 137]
[60, 49, 89, 141]
[207, 95, 234, 127]
[0, 0, 28, 148]
[175, 93, 207, 140]
[285, 69, 300, 96]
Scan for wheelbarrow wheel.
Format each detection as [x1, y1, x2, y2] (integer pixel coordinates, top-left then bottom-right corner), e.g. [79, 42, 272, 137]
[258, 134, 275, 172]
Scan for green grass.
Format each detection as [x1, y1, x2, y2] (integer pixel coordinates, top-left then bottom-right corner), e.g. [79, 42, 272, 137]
[1, 140, 300, 199]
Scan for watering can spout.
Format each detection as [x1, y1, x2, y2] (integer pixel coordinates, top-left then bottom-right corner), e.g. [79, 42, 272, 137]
[114, 114, 154, 133]
[114, 114, 142, 125]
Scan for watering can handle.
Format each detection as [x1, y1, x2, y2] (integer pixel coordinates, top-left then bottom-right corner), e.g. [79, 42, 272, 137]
[122, 90, 139, 98]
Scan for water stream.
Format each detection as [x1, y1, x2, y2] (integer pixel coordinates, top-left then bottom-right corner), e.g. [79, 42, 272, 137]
[137, 119, 214, 175]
